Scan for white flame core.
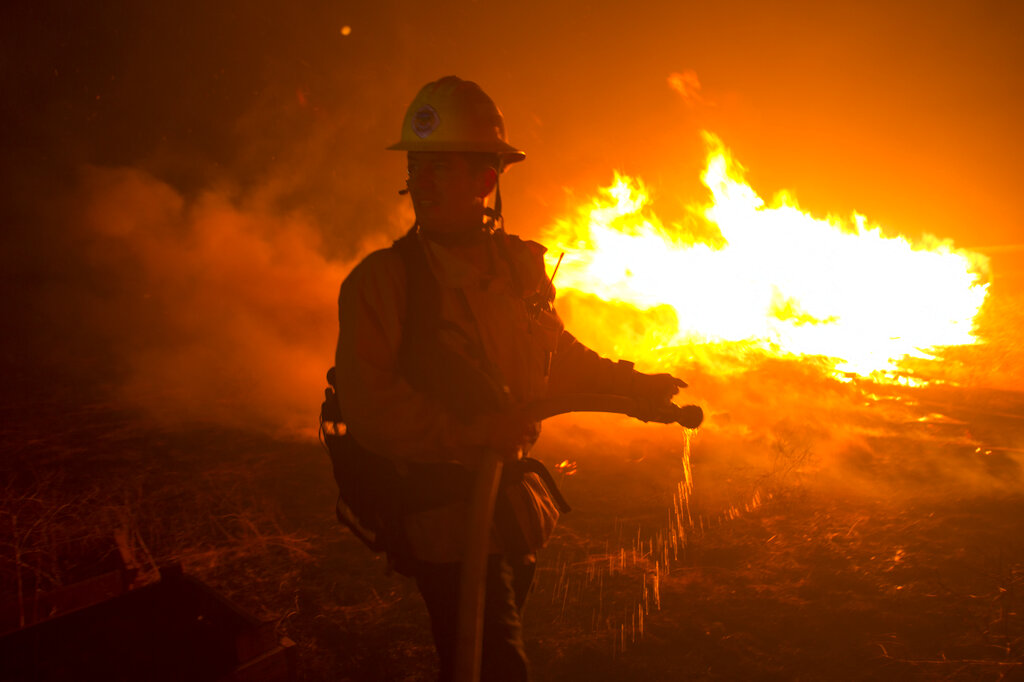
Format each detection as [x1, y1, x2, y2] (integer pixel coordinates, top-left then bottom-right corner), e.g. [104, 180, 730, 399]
[543, 133, 989, 378]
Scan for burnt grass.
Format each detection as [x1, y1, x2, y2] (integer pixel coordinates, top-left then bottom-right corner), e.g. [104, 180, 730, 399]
[4, 388, 1024, 681]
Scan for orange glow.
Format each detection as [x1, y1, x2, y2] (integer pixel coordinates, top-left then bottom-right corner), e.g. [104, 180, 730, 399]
[542, 133, 990, 380]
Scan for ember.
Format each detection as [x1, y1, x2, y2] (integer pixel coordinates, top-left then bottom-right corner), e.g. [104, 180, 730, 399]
[556, 459, 578, 476]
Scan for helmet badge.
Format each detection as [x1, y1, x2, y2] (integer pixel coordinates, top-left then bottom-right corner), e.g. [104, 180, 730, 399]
[412, 105, 440, 139]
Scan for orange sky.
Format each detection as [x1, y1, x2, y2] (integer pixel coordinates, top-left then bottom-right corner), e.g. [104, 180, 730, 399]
[1, 0, 1022, 408]
[472, 3, 1023, 290]
[5, 1, 1020, 258]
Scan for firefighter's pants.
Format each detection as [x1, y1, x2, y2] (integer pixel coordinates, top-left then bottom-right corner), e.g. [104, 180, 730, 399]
[414, 554, 536, 682]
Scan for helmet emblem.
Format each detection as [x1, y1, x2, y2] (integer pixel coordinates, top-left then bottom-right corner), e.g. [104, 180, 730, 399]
[411, 105, 440, 139]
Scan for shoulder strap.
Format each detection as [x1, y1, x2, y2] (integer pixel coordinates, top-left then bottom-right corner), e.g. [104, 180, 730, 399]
[392, 229, 507, 421]
[494, 230, 556, 302]
[393, 228, 441, 339]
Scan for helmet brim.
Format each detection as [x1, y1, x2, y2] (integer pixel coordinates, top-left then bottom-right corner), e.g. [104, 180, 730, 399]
[386, 140, 525, 166]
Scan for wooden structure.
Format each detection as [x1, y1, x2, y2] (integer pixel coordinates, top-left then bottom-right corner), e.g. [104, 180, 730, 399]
[0, 563, 296, 681]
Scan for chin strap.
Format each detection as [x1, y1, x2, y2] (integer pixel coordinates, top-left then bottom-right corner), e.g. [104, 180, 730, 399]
[482, 169, 504, 233]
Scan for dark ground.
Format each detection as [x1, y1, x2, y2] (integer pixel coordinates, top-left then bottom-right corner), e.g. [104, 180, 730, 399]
[3, 381, 1024, 681]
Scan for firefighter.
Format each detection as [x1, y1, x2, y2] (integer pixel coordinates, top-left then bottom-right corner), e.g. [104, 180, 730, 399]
[333, 76, 685, 682]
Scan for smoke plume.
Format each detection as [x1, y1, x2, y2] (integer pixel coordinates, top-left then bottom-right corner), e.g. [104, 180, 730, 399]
[65, 165, 401, 437]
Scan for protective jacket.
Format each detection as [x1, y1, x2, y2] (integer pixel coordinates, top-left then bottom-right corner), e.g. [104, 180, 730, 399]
[334, 227, 641, 565]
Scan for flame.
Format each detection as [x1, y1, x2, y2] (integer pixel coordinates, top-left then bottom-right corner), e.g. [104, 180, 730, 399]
[556, 459, 578, 476]
[542, 132, 990, 379]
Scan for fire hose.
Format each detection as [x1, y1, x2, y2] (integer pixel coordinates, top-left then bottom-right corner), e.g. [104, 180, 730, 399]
[454, 394, 703, 682]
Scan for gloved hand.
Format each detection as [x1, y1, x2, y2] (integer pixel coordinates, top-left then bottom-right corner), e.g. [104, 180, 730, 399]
[633, 372, 687, 401]
[631, 371, 688, 422]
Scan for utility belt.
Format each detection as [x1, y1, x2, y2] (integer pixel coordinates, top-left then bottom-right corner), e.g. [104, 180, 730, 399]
[322, 412, 570, 575]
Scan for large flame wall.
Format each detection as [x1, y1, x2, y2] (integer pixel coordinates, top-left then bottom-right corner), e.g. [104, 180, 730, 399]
[542, 134, 990, 380]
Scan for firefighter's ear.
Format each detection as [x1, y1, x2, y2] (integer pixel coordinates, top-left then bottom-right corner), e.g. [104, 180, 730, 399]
[476, 165, 498, 198]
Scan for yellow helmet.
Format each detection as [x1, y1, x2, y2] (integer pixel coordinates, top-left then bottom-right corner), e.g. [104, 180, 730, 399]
[387, 76, 525, 168]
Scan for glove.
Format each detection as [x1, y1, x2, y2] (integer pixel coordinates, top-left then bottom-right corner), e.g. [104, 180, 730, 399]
[627, 364, 688, 423]
[632, 371, 687, 404]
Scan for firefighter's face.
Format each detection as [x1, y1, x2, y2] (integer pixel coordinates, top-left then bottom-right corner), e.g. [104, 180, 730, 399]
[406, 152, 496, 235]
